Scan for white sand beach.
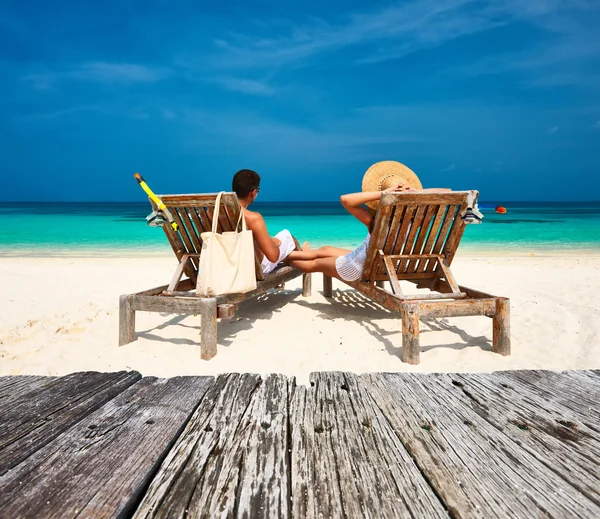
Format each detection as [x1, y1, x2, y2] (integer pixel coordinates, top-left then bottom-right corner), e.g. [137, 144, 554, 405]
[1, 253, 599, 386]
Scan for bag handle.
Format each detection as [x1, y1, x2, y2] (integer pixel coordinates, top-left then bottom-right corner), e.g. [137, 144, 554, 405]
[212, 192, 247, 234]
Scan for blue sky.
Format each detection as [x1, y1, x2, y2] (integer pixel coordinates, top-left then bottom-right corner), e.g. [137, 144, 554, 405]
[1, 0, 599, 202]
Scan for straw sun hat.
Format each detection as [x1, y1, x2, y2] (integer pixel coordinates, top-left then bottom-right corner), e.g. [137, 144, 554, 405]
[362, 160, 422, 210]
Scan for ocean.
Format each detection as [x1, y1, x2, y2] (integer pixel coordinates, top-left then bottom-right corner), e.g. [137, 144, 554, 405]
[1, 201, 600, 256]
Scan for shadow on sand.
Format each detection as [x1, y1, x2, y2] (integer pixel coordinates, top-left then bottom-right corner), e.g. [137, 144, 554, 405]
[294, 289, 493, 358]
[135, 286, 492, 358]
[135, 288, 302, 349]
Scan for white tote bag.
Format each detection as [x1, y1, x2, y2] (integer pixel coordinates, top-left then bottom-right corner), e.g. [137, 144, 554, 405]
[196, 192, 257, 297]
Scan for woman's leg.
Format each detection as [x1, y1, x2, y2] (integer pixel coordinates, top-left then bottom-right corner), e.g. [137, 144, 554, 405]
[287, 256, 340, 279]
[286, 245, 351, 262]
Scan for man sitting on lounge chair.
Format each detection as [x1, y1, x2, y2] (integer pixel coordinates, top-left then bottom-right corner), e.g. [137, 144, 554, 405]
[232, 169, 300, 275]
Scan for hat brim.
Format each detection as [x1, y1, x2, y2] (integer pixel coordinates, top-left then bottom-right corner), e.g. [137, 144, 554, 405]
[362, 161, 422, 210]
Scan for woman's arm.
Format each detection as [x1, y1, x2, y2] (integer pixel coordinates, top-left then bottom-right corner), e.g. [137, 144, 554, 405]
[340, 186, 405, 227]
[340, 185, 453, 227]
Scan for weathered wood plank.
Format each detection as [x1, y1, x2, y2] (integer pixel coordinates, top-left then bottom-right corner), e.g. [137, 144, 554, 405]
[0, 375, 57, 407]
[131, 266, 303, 313]
[0, 376, 213, 519]
[133, 373, 289, 519]
[489, 370, 600, 428]
[380, 191, 474, 206]
[449, 372, 600, 505]
[289, 372, 449, 518]
[361, 372, 600, 518]
[119, 294, 136, 345]
[159, 192, 238, 207]
[0, 371, 141, 476]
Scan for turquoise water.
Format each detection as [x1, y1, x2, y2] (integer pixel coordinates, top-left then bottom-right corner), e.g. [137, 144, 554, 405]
[1, 201, 600, 256]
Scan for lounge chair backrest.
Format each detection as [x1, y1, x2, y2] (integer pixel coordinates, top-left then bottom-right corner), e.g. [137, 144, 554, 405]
[150, 193, 265, 283]
[361, 191, 476, 283]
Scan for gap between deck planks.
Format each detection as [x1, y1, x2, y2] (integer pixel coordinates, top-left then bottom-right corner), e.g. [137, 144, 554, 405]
[0, 370, 599, 518]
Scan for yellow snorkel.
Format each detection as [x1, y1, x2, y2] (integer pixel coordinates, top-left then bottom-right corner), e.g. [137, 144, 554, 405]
[134, 173, 179, 232]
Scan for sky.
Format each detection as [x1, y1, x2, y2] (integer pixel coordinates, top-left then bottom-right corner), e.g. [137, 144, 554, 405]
[1, 0, 599, 202]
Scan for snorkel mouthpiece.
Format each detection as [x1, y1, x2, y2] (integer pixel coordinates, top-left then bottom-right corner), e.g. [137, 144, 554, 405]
[461, 207, 483, 224]
[146, 211, 168, 227]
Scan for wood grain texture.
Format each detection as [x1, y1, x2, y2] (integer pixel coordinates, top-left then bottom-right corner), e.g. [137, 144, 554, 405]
[289, 372, 449, 519]
[0, 375, 57, 408]
[0, 370, 141, 476]
[1, 370, 600, 518]
[490, 370, 600, 428]
[0, 376, 212, 519]
[450, 372, 600, 506]
[133, 373, 289, 519]
[361, 372, 600, 518]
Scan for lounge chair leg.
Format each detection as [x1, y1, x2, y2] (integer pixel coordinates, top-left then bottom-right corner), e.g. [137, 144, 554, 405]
[323, 274, 333, 298]
[118, 294, 135, 346]
[302, 273, 312, 297]
[493, 298, 511, 356]
[402, 303, 420, 364]
[200, 297, 218, 360]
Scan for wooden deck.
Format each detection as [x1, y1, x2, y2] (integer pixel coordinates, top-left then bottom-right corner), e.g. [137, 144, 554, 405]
[1, 370, 599, 518]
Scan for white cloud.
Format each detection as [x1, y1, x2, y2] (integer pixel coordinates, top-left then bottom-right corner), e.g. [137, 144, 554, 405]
[23, 62, 170, 88]
[442, 164, 456, 171]
[16, 105, 100, 121]
[211, 77, 275, 96]
[176, 108, 420, 162]
[184, 0, 598, 72]
[444, 3, 600, 89]
[184, 0, 505, 70]
[73, 62, 170, 84]
[160, 108, 176, 120]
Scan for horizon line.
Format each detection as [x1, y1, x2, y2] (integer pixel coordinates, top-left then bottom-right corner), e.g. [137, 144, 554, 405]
[3, 199, 600, 204]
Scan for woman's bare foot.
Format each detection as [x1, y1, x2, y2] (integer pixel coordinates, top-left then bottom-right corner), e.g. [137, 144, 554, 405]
[302, 241, 312, 251]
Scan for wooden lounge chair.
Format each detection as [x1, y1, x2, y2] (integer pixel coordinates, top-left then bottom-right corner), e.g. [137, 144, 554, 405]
[118, 192, 311, 359]
[322, 190, 510, 364]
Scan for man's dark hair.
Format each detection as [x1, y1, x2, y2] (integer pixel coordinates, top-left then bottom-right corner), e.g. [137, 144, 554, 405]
[232, 169, 261, 198]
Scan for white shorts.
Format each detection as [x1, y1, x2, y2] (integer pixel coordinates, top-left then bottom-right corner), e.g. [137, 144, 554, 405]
[260, 229, 296, 275]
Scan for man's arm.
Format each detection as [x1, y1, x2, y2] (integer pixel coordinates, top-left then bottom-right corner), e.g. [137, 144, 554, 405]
[245, 211, 281, 263]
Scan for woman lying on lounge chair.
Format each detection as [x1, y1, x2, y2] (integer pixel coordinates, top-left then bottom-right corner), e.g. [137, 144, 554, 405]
[285, 161, 450, 282]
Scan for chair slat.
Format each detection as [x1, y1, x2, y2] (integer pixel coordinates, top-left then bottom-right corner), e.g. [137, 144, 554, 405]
[442, 197, 471, 266]
[409, 205, 437, 272]
[398, 204, 427, 274]
[362, 204, 394, 282]
[159, 193, 239, 207]
[170, 208, 198, 270]
[381, 205, 404, 258]
[425, 205, 458, 273]
[188, 208, 208, 242]
[177, 208, 203, 255]
[415, 204, 447, 273]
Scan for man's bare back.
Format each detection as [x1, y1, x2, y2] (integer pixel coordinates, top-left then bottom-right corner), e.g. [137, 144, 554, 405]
[232, 169, 299, 273]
